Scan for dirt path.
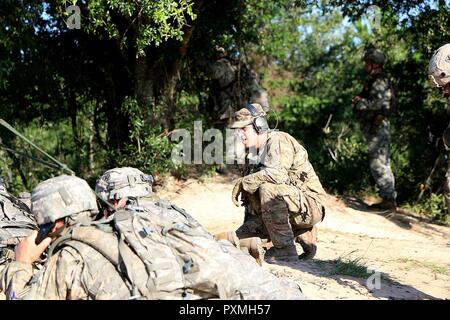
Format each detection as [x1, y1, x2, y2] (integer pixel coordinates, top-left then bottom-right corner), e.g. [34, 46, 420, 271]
[156, 173, 450, 300]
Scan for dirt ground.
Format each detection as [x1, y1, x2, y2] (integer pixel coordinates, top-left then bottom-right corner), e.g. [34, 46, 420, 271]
[155, 172, 450, 300]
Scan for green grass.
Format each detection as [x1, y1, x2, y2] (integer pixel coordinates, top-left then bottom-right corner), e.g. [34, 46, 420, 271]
[330, 257, 371, 278]
[397, 258, 450, 276]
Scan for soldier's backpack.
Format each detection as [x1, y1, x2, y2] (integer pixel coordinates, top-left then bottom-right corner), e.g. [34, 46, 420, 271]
[45, 200, 227, 299]
[46, 200, 304, 300]
[0, 191, 37, 265]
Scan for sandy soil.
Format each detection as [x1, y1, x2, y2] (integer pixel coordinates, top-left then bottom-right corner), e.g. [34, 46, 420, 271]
[155, 172, 450, 300]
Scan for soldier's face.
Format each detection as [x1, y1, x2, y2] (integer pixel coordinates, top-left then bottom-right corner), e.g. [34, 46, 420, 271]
[364, 60, 372, 73]
[238, 125, 258, 148]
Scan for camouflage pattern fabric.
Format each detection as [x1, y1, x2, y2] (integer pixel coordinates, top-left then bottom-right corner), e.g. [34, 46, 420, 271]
[32, 175, 98, 225]
[1, 198, 304, 300]
[443, 104, 450, 214]
[0, 189, 37, 300]
[236, 131, 326, 248]
[95, 167, 153, 201]
[237, 183, 325, 247]
[354, 69, 397, 200]
[428, 45, 450, 214]
[207, 58, 269, 121]
[361, 120, 397, 200]
[428, 44, 450, 87]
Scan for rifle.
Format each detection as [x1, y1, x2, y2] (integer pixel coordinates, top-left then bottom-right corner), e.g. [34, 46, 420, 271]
[417, 152, 445, 202]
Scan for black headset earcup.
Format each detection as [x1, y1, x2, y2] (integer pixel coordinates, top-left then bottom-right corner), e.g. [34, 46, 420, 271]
[253, 117, 269, 134]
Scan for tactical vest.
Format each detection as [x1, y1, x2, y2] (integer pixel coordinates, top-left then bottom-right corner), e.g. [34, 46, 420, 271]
[358, 71, 397, 119]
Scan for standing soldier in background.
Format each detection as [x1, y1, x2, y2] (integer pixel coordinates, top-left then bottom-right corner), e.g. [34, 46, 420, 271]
[352, 48, 398, 211]
[205, 45, 270, 123]
[428, 43, 450, 215]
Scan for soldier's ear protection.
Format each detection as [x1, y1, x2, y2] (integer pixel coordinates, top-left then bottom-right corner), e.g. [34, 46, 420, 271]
[245, 103, 269, 134]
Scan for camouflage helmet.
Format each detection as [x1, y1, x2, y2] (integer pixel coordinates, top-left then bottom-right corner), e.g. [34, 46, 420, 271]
[214, 45, 226, 58]
[95, 167, 154, 201]
[428, 44, 450, 88]
[31, 175, 99, 225]
[363, 48, 386, 65]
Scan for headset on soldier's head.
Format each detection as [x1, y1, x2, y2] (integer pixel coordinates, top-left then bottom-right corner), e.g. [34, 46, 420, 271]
[245, 103, 269, 134]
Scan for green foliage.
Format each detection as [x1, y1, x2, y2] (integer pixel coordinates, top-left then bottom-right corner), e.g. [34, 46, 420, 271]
[118, 96, 186, 176]
[116, 133, 181, 176]
[330, 256, 369, 278]
[1, 0, 450, 223]
[68, 0, 197, 55]
[404, 193, 448, 225]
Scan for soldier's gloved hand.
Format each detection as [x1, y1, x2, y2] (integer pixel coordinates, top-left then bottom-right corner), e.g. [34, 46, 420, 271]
[232, 178, 244, 207]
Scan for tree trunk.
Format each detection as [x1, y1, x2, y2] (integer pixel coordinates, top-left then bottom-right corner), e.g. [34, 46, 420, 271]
[104, 60, 132, 154]
[69, 97, 81, 174]
[133, 0, 204, 131]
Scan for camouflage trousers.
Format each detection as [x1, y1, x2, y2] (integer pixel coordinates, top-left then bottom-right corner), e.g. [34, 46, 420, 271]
[236, 183, 325, 248]
[362, 120, 397, 200]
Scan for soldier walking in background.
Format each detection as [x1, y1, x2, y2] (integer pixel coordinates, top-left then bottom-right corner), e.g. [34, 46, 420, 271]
[352, 48, 398, 212]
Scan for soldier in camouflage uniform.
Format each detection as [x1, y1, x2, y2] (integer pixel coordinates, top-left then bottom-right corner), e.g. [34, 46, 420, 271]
[230, 103, 327, 260]
[0, 178, 37, 300]
[96, 167, 265, 264]
[206, 46, 270, 122]
[1, 173, 304, 299]
[428, 43, 450, 215]
[352, 48, 397, 211]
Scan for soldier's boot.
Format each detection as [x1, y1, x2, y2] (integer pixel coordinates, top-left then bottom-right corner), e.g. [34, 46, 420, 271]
[264, 244, 298, 261]
[369, 198, 397, 212]
[296, 226, 317, 260]
[239, 237, 265, 266]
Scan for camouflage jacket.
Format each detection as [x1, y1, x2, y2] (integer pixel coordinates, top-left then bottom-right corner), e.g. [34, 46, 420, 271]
[0, 190, 38, 300]
[354, 69, 396, 125]
[0, 191, 37, 263]
[241, 131, 326, 195]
